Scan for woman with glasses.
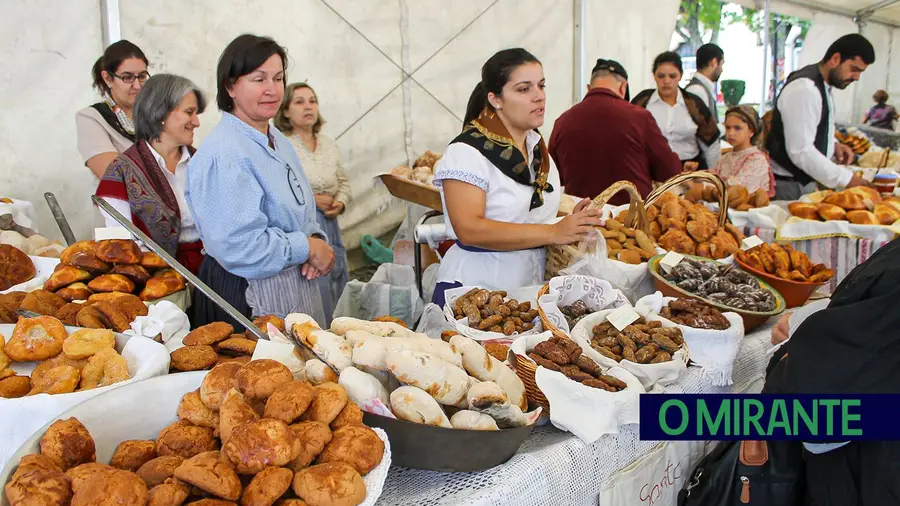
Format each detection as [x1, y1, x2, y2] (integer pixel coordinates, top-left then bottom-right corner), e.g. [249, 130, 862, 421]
[185, 34, 334, 328]
[76, 40, 150, 179]
[275, 82, 350, 325]
[95, 74, 206, 274]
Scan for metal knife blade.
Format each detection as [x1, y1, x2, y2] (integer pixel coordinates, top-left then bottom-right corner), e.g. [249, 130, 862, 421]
[44, 193, 77, 246]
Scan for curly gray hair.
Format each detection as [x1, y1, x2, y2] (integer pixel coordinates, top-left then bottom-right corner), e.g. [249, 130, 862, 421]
[133, 73, 206, 142]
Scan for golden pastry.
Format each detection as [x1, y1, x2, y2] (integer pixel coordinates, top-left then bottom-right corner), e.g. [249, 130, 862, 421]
[110, 264, 152, 286]
[234, 359, 293, 400]
[4, 466, 72, 506]
[788, 202, 819, 220]
[60, 240, 111, 272]
[156, 421, 218, 459]
[241, 466, 293, 506]
[172, 451, 242, 502]
[264, 380, 316, 424]
[28, 364, 80, 395]
[88, 274, 136, 294]
[79, 348, 124, 390]
[39, 417, 96, 471]
[0, 244, 36, 291]
[178, 390, 220, 429]
[218, 388, 260, 444]
[94, 239, 143, 265]
[70, 467, 148, 506]
[846, 210, 879, 225]
[823, 191, 867, 211]
[43, 265, 92, 292]
[222, 419, 298, 474]
[76, 304, 111, 329]
[216, 337, 257, 356]
[317, 424, 384, 475]
[6, 315, 68, 362]
[287, 421, 332, 471]
[184, 321, 234, 346]
[146, 477, 191, 506]
[137, 456, 184, 488]
[292, 462, 366, 506]
[140, 269, 186, 301]
[63, 328, 116, 359]
[200, 362, 244, 410]
[140, 251, 169, 270]
[300, 383, 349, 425]
[0, 375, 31, 398]
[171, 345, 219, 372]
[110, 440, 157, 472]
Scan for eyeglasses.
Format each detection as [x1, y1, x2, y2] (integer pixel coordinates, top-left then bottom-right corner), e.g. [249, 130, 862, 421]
[112, 71, 151, 84]
[285, 164, 307, 207]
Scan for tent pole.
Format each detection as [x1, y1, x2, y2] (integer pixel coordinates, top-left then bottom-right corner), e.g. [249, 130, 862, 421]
[100, 0, 120, 47]
[760, 0, 771, 113]
[573, 0, 585, 104]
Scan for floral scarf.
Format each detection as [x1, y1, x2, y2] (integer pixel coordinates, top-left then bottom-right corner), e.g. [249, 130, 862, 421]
[103, 93, 135, 135]
[450, 108, 554, 210]
[95, 140, 192, 256]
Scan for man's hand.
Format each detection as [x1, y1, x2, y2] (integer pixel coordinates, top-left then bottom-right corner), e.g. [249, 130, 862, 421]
[771, 313, 791, 345]
[834, 142, 854, 165]
[683, 161, 699, 172]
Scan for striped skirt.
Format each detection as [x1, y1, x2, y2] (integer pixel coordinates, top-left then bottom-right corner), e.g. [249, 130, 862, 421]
[191, 256, 252, 329]
[315, 210, 349, 327]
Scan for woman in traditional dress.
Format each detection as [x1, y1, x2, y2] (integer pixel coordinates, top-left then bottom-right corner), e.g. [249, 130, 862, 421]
[185, 34, 334, 328]
[95, 74, 206, 273]
[431, 48, 602, 307]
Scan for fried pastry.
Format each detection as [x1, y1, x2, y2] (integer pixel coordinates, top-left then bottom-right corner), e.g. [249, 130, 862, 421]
[234, 359, 293, 400]
[61, 240, 111, 272]
[110, 264, 152, 285]
[6, 315, 67, 362]
[317, 424, 384, 475]
[185, 322, 234, 346]
[200, 362, 244, 410]
[111, 440, 157, 472]
[241, 466, 293, 506]
[264, 380, 316, 424]
[140, 269, 186, 301]
[222, 419, 298, 474]
[156, 421, 218, 459]
[63, 328, 116, 359]
[93, 300, 133, 332]
[172, 451, 242, 502]
[292, 462, 365, 506]
[94, 239, 143, 264]
[288, 421, 333, 471]
[137, 456, 184, 488]
[88, 274, 136, 294]
[29, 364, 80, 395]
[140, 251, 169, 270]
[99, 351, 131, 386]
[20, 289, 67, 316]
[0, 244, 36, 291]
[219, 388, 260, 443]
[300, 383, 349, 425]
[44, 265, 92, 292]
[178, 390, 220, 429]
[0, 375, 31, 398]
[75, 304, 109, 329]
[79, 348, 120, 390]
[171, 345, 219, 372]
[40, 417, 96, 470]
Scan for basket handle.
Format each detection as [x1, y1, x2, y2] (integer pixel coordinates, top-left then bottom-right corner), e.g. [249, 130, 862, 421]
[586, 180, 650, 236]
[645, 172, 728, 228]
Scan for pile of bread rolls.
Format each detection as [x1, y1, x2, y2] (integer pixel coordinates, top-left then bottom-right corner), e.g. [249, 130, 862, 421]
[389, 150, 442, 187]
[289, 315, 534, 431]
[598, 218, 658, 265]
[788, 186, 900, 226]
[0, 231, 64, 258]
[683, 182, 770, 211]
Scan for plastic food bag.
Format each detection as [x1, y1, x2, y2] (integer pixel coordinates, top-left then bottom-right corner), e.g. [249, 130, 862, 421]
[333, 263, 424, 328]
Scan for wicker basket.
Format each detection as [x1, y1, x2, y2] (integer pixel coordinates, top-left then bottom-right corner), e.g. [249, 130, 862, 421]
[511, 352, 551, 414]
[644, 172, 729, 229]
[536, 283, 568, 340]
[545, 181, 650, 279]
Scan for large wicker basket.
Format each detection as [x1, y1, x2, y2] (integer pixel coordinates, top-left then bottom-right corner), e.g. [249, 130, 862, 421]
[511, 351, 551, 414]
[644, 172, 729, 229]
[536, 283, 568, 340]
[545, 181, 651, 279]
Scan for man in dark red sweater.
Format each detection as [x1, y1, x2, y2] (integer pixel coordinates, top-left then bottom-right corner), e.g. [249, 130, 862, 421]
[549, 59, 683, 205]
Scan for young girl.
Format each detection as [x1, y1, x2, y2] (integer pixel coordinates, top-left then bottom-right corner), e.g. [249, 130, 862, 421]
[712, 105, 775, 197]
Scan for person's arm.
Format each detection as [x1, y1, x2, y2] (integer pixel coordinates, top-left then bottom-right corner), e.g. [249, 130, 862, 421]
[685, 84, 710, 110]
[644, 112, 683, 181]
[780, 81, 853, 189]
[185, 154, 314, 280]
[441, 180, 598, 250]
[332, 157, 351, 211]
[75, 110, 123, 179]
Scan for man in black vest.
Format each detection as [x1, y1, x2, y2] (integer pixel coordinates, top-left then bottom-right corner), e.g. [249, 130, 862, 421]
[767, 34, 875, 200]
[686, 43, 724, 125]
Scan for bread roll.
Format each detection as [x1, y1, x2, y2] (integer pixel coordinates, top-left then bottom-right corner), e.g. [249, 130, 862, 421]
[450, 410, 499, 431]
[305, 359, 339, 385]
[88, 274, 135, 294]
[60, 240, 110, 272]
[823, 191, 867, 211]
[846, 210, 879, 225]
[788, 202, 819, 221]
[450, 335, 526, 411]
[347, 330, 463, 370]
[43, 265, 91, 292]
[874, 203, 900, 225]
[297, 329, 352, 372]
[390, 386, 452, 428]
[816, 203, 847, 221]
[466, 381, 529, 428]
[338, 367, 390, 407]
[94, 239, 142, 264]
[385, 350, 469, 406]
[331, 317, 422, 339]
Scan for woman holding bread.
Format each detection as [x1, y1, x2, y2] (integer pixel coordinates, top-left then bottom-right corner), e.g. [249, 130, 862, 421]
[431, 48, 602, 307]
[711, 105, 775, 197]
[186, 35, 334, 328]
[275, 82, 350, 323]
[95, 74, 206, 273]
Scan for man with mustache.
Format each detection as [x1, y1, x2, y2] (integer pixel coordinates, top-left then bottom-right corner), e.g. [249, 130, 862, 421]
[766, 34, 875, 200]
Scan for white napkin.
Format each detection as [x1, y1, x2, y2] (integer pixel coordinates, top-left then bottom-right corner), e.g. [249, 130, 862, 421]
[636, 292, 744, 386]
[252, 339, 306, 379]
[509, 332, 644, 444]
[124, 301, 190, 346]
[705, 202, 790, 229]
[537, 275, 629, 335]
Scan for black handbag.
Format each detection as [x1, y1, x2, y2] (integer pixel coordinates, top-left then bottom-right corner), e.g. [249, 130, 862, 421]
[677, 440, 805, 506]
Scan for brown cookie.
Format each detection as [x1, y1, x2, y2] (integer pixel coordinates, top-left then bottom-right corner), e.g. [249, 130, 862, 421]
[222, 419, 298, 474]
[216, 337, 256, 356]
[218, 389, 260, 444]
[178, 390, 220, 429]
[55, 302, 85, 325]
[173, 451, 242, 502]
[171, 345, 219, 372]
[70, 466, 148, 506]
[110, 440, 157, 472]
[330, 401, 364, 431]
[234, 359, 293, 400]
[287, 421, 332, 471]
[156, 421, 218, 459]
[264, 380, 316, 424]
[184, 322, 234, 346]
[240, 466, 293, 506]
[299, 383, 348, 425]
[317, 424, 384, 475]
[76, 304, 111, 329]
[136, 456, 184, 488]
[147, 477, 191, 506]
[291, 462, 365, 506]
[200, 362, 244, 410]
[4, 467, 72, 506]
[40, 417, 96, 471]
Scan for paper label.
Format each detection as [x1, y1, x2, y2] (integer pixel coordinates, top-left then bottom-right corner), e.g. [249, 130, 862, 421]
[94, 227, 133, 241]
[740, 235, 764, 250]
[659, 251, 685, 274]
[606, 306, 641, 331]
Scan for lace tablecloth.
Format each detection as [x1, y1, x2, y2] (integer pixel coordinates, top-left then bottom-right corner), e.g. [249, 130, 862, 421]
[375, 320, 776, 506]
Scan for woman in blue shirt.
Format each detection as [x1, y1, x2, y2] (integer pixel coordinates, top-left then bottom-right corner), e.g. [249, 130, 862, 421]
[186, 34, 335, 328]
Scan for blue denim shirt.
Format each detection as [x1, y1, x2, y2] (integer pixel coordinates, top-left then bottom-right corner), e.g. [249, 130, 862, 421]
[185, 112, 325, 280]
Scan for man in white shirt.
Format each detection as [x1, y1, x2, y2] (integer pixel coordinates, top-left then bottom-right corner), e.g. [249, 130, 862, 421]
[685, 43, 724, 124]
[766, 34, 875, 200]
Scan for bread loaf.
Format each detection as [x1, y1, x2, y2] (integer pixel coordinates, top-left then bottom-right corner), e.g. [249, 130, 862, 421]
[43, 266, 92, 292]
[88, 274, 135, 294]
[450, 335, 526, 411]
[60, 241, 110, 272]
[874, 203, 900, 225]
[330, 316, 422, 339]
[385, 350, 469, 406]
[94, 239, 142, 264]
[823, 191, 867, 211]
[139, 269, 185, 300]
[788, 202, 819, 220]
[466, 381, 529, 428]
[390, 386, 452, 428]
[450, 410, 499, 430]
[338, 367, 390, 407]
[815, 203, 847, 221]
[846, 210, 879, 225]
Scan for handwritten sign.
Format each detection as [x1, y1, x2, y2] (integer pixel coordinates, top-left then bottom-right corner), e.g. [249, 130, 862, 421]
[740, 235, 764, 251]
[659, 251, 685, 274]
[606, 306, 641, 331]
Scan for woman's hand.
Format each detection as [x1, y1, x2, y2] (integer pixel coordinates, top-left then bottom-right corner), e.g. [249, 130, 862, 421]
[307, 236, 335, 274]
[300, 262, 322, 280]
[314, 194, 334, 212]
[550, 198, 603, 245]
[683, 161, 699, 172]
[324, 201, 344, 219]
[771, 313, 791, 345]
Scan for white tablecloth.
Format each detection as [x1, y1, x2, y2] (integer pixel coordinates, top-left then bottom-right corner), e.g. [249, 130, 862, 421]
[375, 319, 776, 506]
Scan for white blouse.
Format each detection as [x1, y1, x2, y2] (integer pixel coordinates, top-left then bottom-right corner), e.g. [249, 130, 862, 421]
[288, 134, 352, 205]
[646, 89, 721, 168]
[101, 145, 200, 243]
[433, 130, 561, 290]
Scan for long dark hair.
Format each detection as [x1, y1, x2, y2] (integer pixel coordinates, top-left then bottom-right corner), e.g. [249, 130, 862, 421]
[463, 48, 541, 126]
[91, 40, 148, 94]
[216, 34, 288, 113]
